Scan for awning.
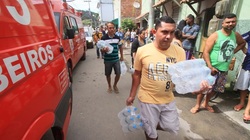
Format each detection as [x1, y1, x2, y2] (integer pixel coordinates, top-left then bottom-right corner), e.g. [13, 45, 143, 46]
[112, 18, 118, 25]
[135, 12, 149, 20]
[180, 0, 207, 16]
[180, 0, 205, 5]
[153, 0, 181, 8]
[153, 0, 167, 8]
[152, 0, 181, 16]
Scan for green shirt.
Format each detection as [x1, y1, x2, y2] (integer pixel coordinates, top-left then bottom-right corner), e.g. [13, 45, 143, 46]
[210, 30, 236, 71]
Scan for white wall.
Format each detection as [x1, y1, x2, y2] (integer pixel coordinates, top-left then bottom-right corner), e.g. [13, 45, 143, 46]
[100, 0, 114, 22]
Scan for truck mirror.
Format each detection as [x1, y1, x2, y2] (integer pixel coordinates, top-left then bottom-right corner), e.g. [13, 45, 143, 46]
[67, 28, 75, 39]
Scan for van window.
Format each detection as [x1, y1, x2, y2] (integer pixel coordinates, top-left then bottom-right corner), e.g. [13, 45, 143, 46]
[70, 17, 79, 34]
[53, 12, 60, 32]
[63, 16, 71, 39]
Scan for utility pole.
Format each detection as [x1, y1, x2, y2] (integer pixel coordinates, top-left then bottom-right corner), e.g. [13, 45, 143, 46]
[118, 0, 121, 28]
[148, 0, 155, 35]
[84, 0, 92, 26]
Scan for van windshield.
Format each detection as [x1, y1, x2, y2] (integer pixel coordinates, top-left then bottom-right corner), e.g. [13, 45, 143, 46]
[53, 12, 60, 32]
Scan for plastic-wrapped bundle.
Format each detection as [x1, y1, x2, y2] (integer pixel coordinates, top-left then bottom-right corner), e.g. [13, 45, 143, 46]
[96, 40, 113, 54]
[118, 106, 144, 133]
[168, 59, 215, 94]
[175, 75, 216, 94]
[168, 59, 206, 77]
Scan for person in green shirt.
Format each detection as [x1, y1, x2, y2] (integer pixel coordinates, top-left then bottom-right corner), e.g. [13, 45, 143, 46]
[190, 13, 246, 114]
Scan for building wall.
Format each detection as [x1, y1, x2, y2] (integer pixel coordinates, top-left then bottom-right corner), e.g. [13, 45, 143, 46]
[113, 0, 119, 19]
[141, 0, 151, 14]
[120, 0, 141, 19]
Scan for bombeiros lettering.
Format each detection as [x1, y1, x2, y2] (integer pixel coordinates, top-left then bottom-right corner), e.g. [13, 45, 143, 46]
[0, 45, 54, 92]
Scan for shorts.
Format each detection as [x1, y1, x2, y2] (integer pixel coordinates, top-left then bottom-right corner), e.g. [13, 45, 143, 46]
[234, 69, 250, 91]
[212, 71, 227, 93]
[139, 100, 179, 139]
[104, 61, 120, 76]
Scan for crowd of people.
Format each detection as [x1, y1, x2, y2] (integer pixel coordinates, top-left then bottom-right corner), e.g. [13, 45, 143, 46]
[92, 13, 249, 140]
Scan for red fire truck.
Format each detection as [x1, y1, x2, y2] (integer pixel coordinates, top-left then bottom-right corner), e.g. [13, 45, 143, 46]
[0, 0, 72, 139]
[51, 0, 87, 82]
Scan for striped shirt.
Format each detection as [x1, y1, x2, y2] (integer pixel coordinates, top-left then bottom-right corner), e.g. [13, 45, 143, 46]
[101, 34, 121, 62]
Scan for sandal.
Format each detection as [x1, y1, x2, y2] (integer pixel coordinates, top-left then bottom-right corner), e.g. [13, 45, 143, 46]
[113, 86, 119, 94]
[202, 105, 215, 113]
[107, 88, 112, 93]
[243, 115, 250, 124]
[190, 107, 199, 114]
[234, 104, 244, 111]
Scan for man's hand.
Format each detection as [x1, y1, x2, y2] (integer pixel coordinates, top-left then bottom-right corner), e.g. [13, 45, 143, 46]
[101, 47, 109, 53]
[192, 80, 212, 95]
[126, 96, 135, 106]
[210, 67, 219, 76]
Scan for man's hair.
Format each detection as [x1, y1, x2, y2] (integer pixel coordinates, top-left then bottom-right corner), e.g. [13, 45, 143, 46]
[187, 14, 195, 21]
[223, 13, 237, 19]
[106, 22, 115, 27]
[155, 16, 175, 30]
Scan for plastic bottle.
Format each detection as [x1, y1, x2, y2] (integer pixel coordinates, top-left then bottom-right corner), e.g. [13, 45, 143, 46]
[118, 106, 138, 120]
[175, 75, 216, 94]
[171, 66, 211, 84]
[168, 59, 206, 76]
[122, 121, 144, 133]
[125, 113, 141, 124]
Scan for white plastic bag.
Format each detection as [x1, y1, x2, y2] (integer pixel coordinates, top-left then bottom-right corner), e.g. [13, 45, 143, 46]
[120, 61, 127, 76]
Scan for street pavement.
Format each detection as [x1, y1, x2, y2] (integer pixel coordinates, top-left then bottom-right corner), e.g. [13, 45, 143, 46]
[66, 46, 250, 140]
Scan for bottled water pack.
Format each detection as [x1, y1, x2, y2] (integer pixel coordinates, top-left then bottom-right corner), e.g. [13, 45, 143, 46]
[118, 106, 144, 133]
[96, 40, 113, 54]
[168, 59, 216, 94]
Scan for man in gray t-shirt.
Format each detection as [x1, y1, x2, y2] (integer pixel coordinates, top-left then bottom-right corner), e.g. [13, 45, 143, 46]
[182, 14, 200, 60]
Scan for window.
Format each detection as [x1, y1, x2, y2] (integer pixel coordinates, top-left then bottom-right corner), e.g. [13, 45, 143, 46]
[53, 12, 60, 32]
[63, 16, 71, 39]
[70, 17, 79, 34]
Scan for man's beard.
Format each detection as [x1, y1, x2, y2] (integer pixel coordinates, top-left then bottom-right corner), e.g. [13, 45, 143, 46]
[224, 26, 235, 31]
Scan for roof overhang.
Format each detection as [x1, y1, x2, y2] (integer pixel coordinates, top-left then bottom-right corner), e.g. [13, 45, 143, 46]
[180, 0, 206, 16]
[152, 0, 181, 16]
[180, 0, 205, 5]
[135, 12, 149, 20]
[153, 0, 181, 8]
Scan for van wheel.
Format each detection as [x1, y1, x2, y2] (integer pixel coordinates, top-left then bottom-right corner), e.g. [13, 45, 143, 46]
[67, 63, 73, 83]
[41, 129, 55, 140]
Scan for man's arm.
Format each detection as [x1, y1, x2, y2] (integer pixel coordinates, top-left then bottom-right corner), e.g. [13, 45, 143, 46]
[234, 32, 247, 54]
[188, 25, 200, 39]
[126, 70, 141, 105]
[182, 27, 189, 39]
[131, 39, 139, 59]
[119, 45, 124, 61]
[203, 32, 218, 75]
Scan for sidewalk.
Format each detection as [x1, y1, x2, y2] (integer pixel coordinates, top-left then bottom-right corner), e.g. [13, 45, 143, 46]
[122, 46, 250, 132]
